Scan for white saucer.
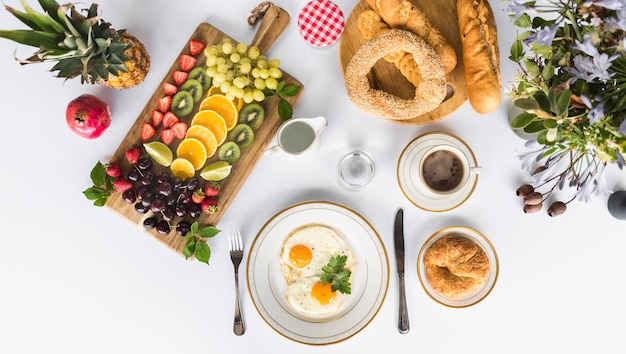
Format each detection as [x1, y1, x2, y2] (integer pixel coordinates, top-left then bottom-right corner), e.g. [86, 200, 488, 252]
[397, 131, 479, 212]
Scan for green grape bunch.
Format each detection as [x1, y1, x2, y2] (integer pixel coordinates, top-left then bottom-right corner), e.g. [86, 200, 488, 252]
[204, 39, 299, 120]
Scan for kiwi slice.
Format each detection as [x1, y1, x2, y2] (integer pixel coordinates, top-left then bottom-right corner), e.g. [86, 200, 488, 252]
[171, 91, 194, 117]
[180, 79, 203, 102]
[228, 124, 255, 150]
[218, 141, 241, 163]
[238, 103, 265, 129]
[188, 67, 212, 92]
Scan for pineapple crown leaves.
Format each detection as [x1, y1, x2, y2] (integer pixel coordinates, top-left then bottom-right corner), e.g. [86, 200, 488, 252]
[0, 0, 131, 83]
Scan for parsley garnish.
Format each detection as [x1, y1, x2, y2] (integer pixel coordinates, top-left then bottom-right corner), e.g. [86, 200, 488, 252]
[320, 255, 352, 294]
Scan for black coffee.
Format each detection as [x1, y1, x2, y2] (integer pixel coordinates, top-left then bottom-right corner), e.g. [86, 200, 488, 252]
[421, 150, 464, 192]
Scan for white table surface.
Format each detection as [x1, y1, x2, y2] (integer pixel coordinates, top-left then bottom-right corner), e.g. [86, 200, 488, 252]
[1, 0, 625, 353]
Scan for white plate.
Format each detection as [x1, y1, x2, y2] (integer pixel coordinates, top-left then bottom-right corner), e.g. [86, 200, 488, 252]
[397, 131, 479, 212]
[247, 201, 389, 345]
[417, 226, 499, 308]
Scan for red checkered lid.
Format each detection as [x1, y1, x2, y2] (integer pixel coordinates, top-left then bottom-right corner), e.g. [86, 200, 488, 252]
[297, 0, 345, 47]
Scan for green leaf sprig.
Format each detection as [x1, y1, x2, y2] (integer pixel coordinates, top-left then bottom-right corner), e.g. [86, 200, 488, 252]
[263, 80, 300, 121]
[320, 255, 352, 294]
[182, 222, 220, 265]
[82, 161, 114, 206]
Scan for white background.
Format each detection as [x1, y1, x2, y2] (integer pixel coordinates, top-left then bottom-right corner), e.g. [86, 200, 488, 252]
[1, 0, 625, 353]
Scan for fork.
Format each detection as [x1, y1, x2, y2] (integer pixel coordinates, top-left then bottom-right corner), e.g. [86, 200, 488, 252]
[229, 228, 245, 336]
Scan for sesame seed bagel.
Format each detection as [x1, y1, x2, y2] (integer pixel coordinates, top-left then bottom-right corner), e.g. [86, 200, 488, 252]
[345, 29, 446, 120]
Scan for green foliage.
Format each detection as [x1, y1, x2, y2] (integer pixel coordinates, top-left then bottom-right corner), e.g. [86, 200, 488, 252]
[182, 222, 220, 265]
[320, 255, 352, 294]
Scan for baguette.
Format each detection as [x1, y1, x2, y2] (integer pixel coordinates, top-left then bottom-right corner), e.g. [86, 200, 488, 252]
[457, 0, 501, 114]
[357, 10, 422, 86]
[365, 0, 457, 73]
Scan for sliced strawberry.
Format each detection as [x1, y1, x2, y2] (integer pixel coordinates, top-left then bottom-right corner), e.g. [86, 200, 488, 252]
[151, 110, 164, 126]
[160, 128, 175, 145]
[189, 39, 206, 56]
[171, 121, 188, 139]
[141, 122, 156, 141]
[162, 82, 178, 96]
[157, 96, 172, 113]
[162, 111, 179, 128]
[172, 70, 188, 86]
[179, 54, 197, 72]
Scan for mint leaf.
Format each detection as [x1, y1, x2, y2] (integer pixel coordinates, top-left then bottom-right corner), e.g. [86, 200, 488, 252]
[278, 99, 293, 121]
[90, 161, 107, 186]
[280, 84, 300, 97]
[82, 186, 109, 200]
[199, 225, 220, 238]
[195, 241, 211, 264]
[183, 237, 196, 259]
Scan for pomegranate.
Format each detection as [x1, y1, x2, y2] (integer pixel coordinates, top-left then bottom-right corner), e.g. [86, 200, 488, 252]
[66, 94, 111, 139]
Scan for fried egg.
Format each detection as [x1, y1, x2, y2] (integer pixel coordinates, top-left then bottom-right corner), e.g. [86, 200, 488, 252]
[279, 224, 355, 320]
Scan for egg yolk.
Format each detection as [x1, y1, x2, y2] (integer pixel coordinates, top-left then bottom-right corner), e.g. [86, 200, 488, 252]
[288, 244, 312, 268]
[311, 281, 336, 305]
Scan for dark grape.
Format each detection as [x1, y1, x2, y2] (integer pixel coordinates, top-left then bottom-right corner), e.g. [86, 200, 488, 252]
[143, 217, 158, 230]
[137, 157, 153, 170]
[178, 191, 192, 204]
[165, 194, 177, 206]
[171, 177, 183, 191]
[134, 202, 150, 214]
[127, 168, 141, 182]
[122, 189, 136, 204]
[175, 204, 187, 217]
[155, 173, 170, 185]
[155, 220, 171, 236]
[176, 221, 191, 236]
[150, 198, 166, 213]
[139, 191, 155, 207]
[157, 182, 172, 197]
[184, 177, 199, 191]
[162, 206, 176, 221]
[188, 203, 202, 218]
[139, 171, 154, 186]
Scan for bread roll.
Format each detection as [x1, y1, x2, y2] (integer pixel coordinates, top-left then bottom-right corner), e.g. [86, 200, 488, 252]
[365, 0, 457, 73]
[357, 10, 422, 86]
[457, 0, 501, 114]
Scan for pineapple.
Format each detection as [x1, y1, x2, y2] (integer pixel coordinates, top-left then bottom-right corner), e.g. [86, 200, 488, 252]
[0, 0, 150, 89]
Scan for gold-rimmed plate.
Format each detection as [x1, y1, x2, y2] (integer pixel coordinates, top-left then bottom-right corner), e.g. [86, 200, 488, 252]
[246, 201, 389, 345]
[417, 226, 498, 308]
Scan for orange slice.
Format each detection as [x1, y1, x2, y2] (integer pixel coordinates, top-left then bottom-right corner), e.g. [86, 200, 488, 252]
[176, 138, 207, 170]
[170, 158, 196, 180]
[185, 125, 217, 158]
[199, 94, 238, 131]
[206, 85, 222, 97]
[190, 110, 228, 145]
[233, 97, 244, 112]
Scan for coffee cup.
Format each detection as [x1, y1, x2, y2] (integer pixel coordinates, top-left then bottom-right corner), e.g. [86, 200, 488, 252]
[419, 145, 481, 195]
[265, 116, 327, 157]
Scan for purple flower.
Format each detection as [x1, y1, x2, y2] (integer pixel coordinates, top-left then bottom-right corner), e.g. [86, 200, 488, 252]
[581, 95, 606, 124]
[566, 55, 597, 82]
[506, 0, 534, 21]
[583, 0, 625, 11]
[573, 35, 599, 57]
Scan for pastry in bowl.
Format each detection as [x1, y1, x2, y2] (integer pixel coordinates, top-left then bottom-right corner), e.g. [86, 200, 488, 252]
[418, 226, 498, 307]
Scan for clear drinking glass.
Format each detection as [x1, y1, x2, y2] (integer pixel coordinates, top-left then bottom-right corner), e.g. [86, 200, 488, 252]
[337, 149, 376, 190]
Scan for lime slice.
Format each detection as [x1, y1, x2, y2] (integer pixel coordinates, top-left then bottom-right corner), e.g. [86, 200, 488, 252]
[143, 141, 173, 167]
[200, 161, 232, 181]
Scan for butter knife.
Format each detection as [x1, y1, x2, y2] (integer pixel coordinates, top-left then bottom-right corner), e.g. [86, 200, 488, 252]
[394, 208, 409, 334]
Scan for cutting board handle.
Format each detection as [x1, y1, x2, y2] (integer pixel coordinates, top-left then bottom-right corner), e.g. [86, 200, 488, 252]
[250, 5, 290, 54]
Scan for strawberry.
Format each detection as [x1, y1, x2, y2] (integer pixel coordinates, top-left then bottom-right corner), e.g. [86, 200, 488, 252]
[162, 111, 179, 128]
[157, 96, 172, 113]
[141, 122, 156, 141]
[179, 54, 197, 72]
[201, 197, 219, 214]
[125, 147, 141, 164]
[151, 110, 164, 126]
[105, 162, 122, 178]
[160, 128, 175, 145]
[162, 82, 178, 96]
[113, 178, 132, 193]
[171, 121, 188, 139]
[189, 39, 206, 56]
[203, 181, 220, 197]
[191, 189, 205, 204]
[172, 70, 188, 86]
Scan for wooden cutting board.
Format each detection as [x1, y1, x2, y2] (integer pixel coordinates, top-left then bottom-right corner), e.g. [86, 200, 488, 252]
[339, 0, 467, 124]
[104, 7, 303, 257]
